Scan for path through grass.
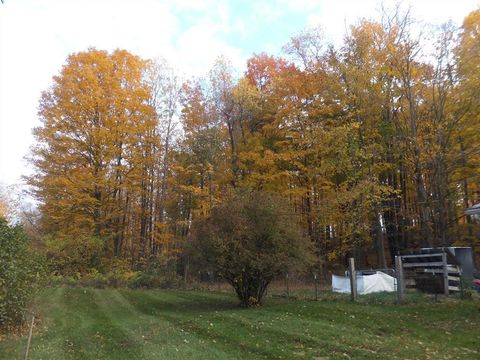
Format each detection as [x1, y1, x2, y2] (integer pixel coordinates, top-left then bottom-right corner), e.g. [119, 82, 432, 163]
[1, 288, 479, 359]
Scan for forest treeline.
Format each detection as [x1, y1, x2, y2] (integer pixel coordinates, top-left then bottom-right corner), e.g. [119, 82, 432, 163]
[26, 8, 480, 276]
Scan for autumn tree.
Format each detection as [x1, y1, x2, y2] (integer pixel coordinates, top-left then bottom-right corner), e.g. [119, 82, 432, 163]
[140, 58, 183, 261]
[454, 8, 480, 247]
[29, 48, 156, 265]
[26, 6, 480, 279]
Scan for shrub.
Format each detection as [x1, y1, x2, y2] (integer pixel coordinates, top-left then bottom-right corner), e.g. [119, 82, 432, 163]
[105, 259, 137, 288]
[80, 269, 108, 288]
[0, 219, 43, 328]
[129, 257, 179, 289]
[45, 235, 104, 276]
[47, 258, 139, 288]
[192, 190, 313, 307]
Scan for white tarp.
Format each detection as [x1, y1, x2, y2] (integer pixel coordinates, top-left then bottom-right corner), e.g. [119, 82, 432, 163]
[332, 271, 395, 295]
[332, 274, 353, 293]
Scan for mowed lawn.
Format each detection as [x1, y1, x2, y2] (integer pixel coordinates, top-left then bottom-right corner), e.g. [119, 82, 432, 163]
[1, 288, 479, 359]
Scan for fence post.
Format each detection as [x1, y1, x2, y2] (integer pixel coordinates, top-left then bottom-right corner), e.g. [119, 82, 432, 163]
[24, 315, 35, 360]
[208, 270, 213, 290]
[285, 272, 290, 299]
[314, 273, 318, 301]
[183, 261, 189, 289]
[349, 257, 357, 302]
[395, 255, 405, 304]
[442, 252, 449, 296]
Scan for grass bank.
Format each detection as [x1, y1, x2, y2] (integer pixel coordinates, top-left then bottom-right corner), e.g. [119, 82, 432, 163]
[0, 288, 479, 359]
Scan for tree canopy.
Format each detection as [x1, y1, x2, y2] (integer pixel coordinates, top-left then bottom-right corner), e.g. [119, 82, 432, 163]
[26, 7, 480, 283]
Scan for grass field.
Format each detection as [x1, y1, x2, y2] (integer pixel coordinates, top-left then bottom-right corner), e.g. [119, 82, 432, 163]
[1, 288, 479, 359]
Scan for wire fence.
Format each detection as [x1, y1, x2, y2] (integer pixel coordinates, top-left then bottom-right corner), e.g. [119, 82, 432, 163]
[190, 271, 337, 301]
[189, 269, 425, 304]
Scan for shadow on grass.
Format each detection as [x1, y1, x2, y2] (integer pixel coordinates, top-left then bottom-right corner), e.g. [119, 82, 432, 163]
[118, 289, 242, 314]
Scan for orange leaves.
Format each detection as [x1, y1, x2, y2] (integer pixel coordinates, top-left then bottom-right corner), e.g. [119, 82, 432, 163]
[27, 7, 480, 272]
[245, 53, 294, 93]
[29, 48, 156, 241]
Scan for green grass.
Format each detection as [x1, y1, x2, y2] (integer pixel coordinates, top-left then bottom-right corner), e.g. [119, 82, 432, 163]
[1, 288, 479, 359]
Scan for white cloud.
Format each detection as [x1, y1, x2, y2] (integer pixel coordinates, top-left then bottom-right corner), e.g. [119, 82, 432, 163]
[306, 0, 478, 46]
[174, 22, 245, 76]
[0, 0, 245, 187]
[0, 0, 478, 188]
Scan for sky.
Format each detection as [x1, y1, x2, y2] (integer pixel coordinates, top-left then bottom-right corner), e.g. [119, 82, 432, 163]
[0, 0, 479, 190]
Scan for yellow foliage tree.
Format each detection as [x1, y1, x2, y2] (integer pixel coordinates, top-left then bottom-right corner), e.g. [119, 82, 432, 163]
[29, 48, 156, 259]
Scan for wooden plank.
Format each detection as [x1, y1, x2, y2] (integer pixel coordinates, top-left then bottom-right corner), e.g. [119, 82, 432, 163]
[401, 253, 443, 259]
[423, 268, 460, 274]
[403, 262, 444, 268]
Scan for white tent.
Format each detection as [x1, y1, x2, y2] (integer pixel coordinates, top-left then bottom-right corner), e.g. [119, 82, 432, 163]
[332, 271, 395, 295]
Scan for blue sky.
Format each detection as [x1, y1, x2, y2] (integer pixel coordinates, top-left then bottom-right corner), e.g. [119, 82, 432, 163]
[0, 0, 479, 189]
[186, 1, 308, 54]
